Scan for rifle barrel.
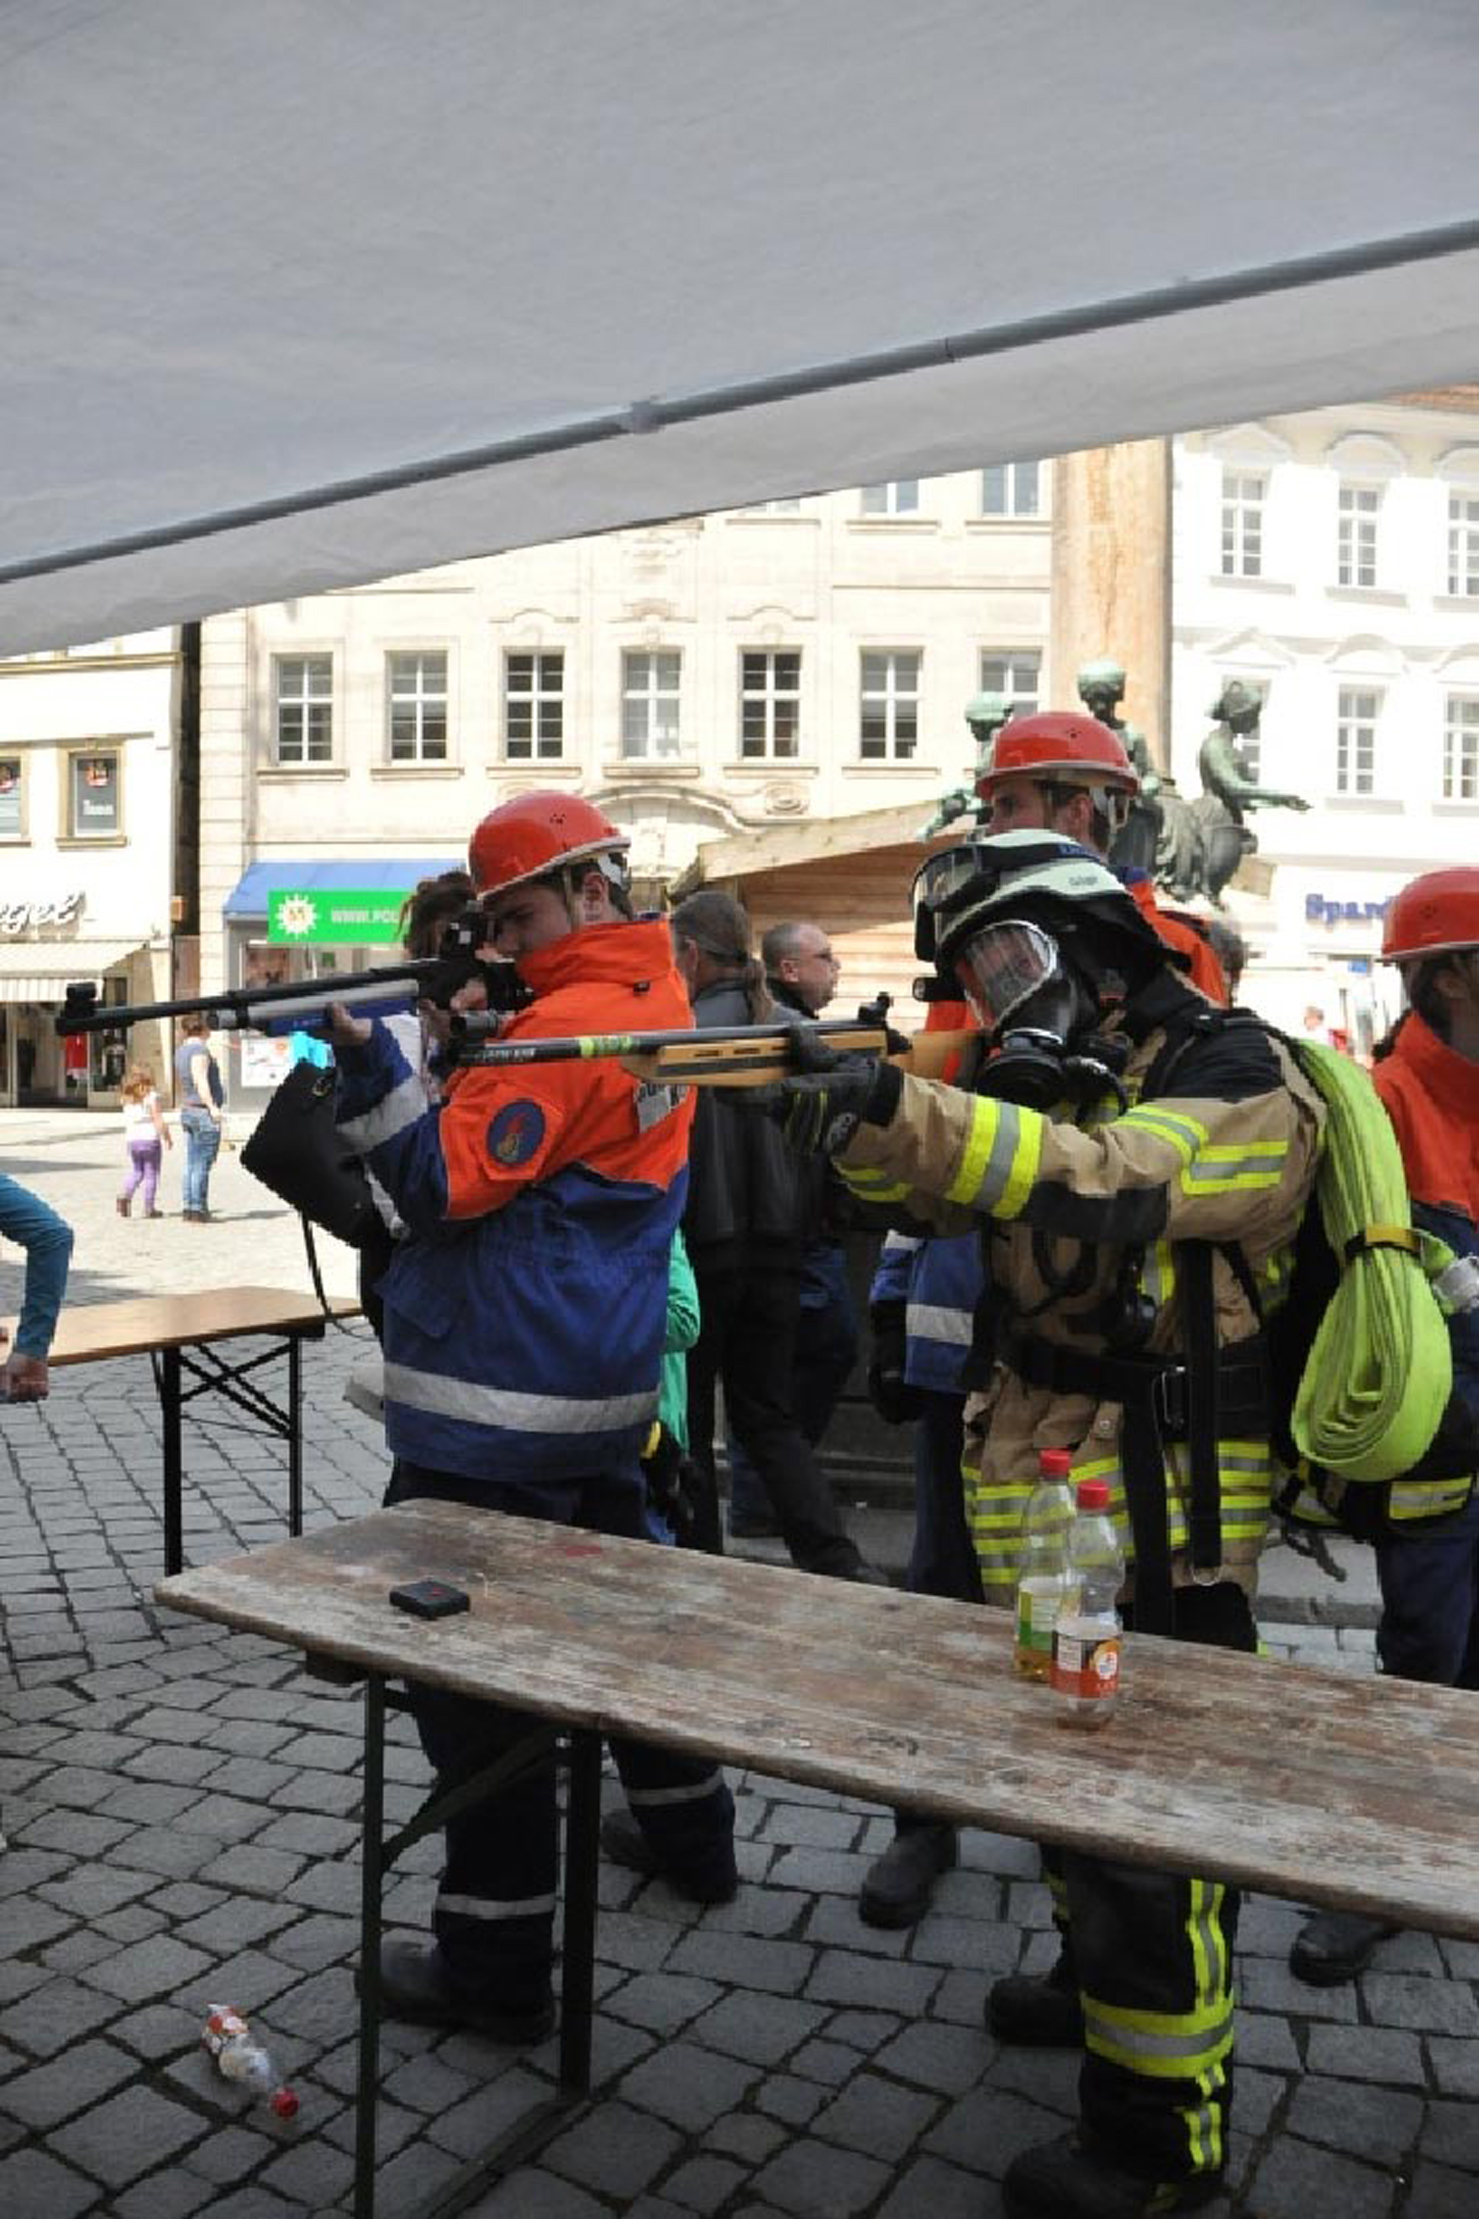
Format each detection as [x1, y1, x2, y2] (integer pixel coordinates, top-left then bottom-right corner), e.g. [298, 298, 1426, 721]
[55, 960, 434, 1036]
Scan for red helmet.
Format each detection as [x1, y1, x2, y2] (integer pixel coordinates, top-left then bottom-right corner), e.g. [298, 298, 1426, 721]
[975, 710, 1140, 799]
[1382, 868, 1479, 964]
[468, 792, 629, 898]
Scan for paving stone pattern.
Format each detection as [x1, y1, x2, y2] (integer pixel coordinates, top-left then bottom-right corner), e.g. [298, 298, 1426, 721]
[0, 1110, 1469, 2214]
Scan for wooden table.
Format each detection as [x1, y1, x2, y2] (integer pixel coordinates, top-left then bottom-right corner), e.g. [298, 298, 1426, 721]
[159, 1500, 1479, 2219]
[10, 1287, 359, 1574]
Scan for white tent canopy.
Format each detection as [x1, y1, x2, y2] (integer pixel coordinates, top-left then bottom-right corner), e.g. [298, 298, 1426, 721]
[4, 0, 1479, 654]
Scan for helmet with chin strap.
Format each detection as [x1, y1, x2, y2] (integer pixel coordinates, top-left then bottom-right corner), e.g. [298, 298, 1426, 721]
[469, 792, 629, 901]
[975, 708, 1140, 837]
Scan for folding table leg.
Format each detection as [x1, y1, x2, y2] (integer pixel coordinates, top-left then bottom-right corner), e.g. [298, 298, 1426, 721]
[560, 1727, 602, 2098]
[287, 1334, 304, 1538]
[355, 1674, 388, 2219]
[160, 1346, 184, 1577]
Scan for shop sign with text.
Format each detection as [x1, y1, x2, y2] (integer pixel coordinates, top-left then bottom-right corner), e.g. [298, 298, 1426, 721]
[267, 890, 405, 945]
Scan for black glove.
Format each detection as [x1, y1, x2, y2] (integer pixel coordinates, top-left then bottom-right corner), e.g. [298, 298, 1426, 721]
[756, 1026, 904, 1156]
[866, 1301, 924, 1425]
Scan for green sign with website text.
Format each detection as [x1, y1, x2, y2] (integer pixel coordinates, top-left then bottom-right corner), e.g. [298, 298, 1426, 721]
[267, 889, 406, 945]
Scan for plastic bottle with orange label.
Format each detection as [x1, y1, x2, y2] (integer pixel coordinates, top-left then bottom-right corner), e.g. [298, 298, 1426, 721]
[1049, 1478, 1124, 1726]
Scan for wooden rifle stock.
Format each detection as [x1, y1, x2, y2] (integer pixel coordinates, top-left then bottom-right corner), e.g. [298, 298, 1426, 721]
[453, 1017, 974, 1087]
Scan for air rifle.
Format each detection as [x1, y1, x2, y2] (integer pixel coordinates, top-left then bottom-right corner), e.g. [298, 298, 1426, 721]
[56, 912, 531, 1040]
[448, 1000, 972, 1087]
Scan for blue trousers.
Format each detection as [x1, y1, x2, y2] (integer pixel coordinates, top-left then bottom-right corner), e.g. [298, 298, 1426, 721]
[385, 1460, 735, 2007]
[179, 1107, 220, 1212]
[1375, 1489, 1479, 1688]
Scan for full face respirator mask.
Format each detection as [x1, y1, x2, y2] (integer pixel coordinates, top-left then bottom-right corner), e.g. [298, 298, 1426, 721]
[951, 918, 1127, 1111]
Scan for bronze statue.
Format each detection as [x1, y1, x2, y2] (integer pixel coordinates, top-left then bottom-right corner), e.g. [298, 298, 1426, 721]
[1156, 679, 1309, 907]
[1078, 657, 1162, 877]
[920, 690, 1017, 839]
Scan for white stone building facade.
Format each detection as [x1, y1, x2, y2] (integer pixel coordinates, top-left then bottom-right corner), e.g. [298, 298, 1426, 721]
[0, 633, 180, 1105]
[198, 469, 1053, 1097]
[1172, 394, 1479, 1050]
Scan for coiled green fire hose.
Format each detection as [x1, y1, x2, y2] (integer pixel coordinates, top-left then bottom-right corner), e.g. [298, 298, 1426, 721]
[1289, 1039, 1452, 1483]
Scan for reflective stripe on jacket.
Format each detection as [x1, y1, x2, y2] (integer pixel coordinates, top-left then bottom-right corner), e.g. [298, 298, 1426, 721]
[869, 1228, 982, 1396]
[335, 917, 694, 1484]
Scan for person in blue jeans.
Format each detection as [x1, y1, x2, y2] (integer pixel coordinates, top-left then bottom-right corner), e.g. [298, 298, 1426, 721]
[0, 1171, 73, 1402]
[174, 1017, 225, 1221]
[1, 1169, 73, 1850]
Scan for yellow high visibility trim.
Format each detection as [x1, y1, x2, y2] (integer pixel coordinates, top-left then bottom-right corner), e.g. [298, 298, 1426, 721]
[1118, 1105, 1207, 1165]
[945, 1096, 998, 1206]
[838, 1166, 911, 1204]
[1181, 1139, 1286, 1196]
[943, 1095, 1043, 1219]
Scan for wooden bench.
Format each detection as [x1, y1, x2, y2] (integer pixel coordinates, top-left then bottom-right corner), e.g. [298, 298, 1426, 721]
[159, 1501, 1479, 2219]
[6, 1287, 359, 1573]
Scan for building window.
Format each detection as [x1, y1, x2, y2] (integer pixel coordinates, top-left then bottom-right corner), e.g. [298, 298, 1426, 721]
[1444, 694, 1479, 800]
[859, 650, 921, 761]
[1336, 484, 1381, 589]
[1335, 687, 1381, 796]
[980, 462, 1040, 517]
[387, 651, 449, 762]
[1447, 495, 1479, 598]
[978, 650, 1042, 715]
[66, 749, 121, 838]
[1220, 469, 1266, 577]
[741, 497, 802, 513]
[273, 655, 333, 765]
[739, 650, 802, 759]
[860, 479, 921, 516]
[621, 651, 682, 759]
[504, 651, 564, 761]
[0, 755, 24, 840]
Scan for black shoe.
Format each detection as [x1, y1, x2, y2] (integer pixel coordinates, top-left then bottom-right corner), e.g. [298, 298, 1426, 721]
[1290, 1907, 1399, 1986]
[1004, 2131, 1223, 2218]
[859, 1822, 957, 1929]
[847, 1561, 892, 1588]
[988, 1948, 1085, 2046]
[599, 1808, 738, 1904]
[365, 1935, 554, 2042]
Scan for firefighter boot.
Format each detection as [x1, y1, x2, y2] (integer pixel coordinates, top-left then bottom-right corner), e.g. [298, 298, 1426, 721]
[600, 1807, 738, 1905]
[1290, 1907, 1398, 1985]
[987, 1943, 1084, 2045]
[1003, 2130, 1223, 2218]
[859, 1819, 957, 1928]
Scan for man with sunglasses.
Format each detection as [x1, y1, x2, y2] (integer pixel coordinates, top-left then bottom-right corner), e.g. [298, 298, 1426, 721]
[759, 829, 1321, 2219]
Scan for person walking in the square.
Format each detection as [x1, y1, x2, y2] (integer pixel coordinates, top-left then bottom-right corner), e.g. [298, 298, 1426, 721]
[117, 1063, 171, 1218]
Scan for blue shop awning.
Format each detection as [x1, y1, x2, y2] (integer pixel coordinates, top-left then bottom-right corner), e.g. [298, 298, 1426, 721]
[223, 858, 463, 919]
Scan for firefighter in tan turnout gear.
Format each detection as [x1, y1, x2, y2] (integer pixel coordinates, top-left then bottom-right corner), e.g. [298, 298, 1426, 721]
[758, 830, 1323, 2219]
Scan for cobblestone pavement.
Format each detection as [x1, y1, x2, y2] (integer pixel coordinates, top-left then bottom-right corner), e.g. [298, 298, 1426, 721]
[1, 1110, 1473, 2218]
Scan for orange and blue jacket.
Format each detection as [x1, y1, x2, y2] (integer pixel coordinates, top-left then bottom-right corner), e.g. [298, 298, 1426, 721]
[335, 917, 694, 1485]
[1372, 1011, 1479, 1491]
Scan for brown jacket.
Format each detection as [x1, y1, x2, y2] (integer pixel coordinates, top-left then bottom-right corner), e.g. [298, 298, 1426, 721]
[838, 1009, 1323, 1605]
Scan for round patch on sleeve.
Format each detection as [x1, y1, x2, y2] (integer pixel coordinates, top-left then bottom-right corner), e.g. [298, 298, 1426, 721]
[487, 1100, 547, 1167]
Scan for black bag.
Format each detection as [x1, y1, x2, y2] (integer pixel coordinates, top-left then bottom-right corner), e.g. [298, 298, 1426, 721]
[240, 1060, 379, 1248]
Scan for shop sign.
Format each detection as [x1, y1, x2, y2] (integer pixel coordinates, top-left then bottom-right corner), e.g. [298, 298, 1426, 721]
[0, 890, 85, 936]
[267, 889, 406, 946]
[1306, 893, 1391, 930]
